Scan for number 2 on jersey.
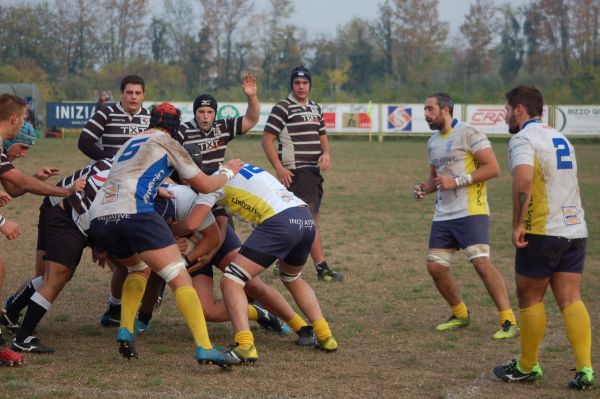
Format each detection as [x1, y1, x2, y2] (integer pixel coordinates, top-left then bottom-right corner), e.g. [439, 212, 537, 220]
[552, 137, 573, 170]
[118, 137, 150, 162]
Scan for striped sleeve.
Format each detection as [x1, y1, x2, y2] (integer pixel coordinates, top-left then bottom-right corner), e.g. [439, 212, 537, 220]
[264, 101, 288, 136]
[174, 123, 187, 144]
[317, 103, 326, 136]
[80, 105, 110, 141]
[0, 151, 14, 175]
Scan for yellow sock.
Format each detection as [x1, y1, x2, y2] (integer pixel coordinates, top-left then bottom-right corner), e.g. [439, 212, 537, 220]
[312, 317, 332, 341]
[247, 304, 258, 321]
[234, 330, 254, 350]
[519, 302, 546, 371]
[499, 308, 518, 326]
[562, 300, 592, 370]
[452, 301, 469, 319]
[286, 314, 308, 333]
[175, 285, 212, 349]
[121, 273, 147, 333]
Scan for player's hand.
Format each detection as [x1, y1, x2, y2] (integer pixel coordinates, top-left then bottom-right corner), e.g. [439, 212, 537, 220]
[0, 219, 20, 240]
[512, 225, 528, 248]
[34, 167, 60, 181]
[185, 255, 209, 274]
[0, 191, 11, 207]
[69, 177, 86, 194]
[241, 73, 257, 97]
[276, 166, 294, 187]
[319, 152, 331, 172]
[175, 236, 188, 253]
[434, 175, 456, 191]
[158, 187, 176, 199]
[413, 183, 426, 200]
[225, 159, 244, 175]
[92, 249, 108, 268]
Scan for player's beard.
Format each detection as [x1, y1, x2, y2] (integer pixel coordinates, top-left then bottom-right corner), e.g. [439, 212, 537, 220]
[427, 115, 444, 131]
[506, 114, 520, 134]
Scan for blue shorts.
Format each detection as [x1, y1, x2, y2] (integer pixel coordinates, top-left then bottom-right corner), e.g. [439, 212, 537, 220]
[190, 224, 242, 278]
[90, 212, 176, 259]
[516, 234, 586, 278]
[429, 215, 490, 249]
[240, 206, 315, 268]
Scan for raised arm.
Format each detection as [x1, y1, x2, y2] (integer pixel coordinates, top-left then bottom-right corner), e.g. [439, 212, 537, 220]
[240, 73, 259, 133]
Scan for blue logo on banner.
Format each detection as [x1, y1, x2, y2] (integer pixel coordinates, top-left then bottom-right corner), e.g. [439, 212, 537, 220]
[387, 106, 412, 131]
[46, 103, 97, 128]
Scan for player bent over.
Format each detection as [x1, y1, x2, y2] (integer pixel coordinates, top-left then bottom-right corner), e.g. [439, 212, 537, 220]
[88, 103, 242, 366]
[219, 164, 338, 365]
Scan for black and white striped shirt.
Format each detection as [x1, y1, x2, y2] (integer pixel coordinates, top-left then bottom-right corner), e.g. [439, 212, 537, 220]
[0, 150, 14, 175]
[175, 116, 244, 174]
[80, 102, 150, 159]
[264, 94, 326, 169]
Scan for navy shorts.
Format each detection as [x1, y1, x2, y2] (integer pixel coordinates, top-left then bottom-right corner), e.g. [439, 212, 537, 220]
[90, 212, 176, 259]
[36, 200, 52, 251]
[516, 234, 586, 278]
[239, 206, 315, 268]
[429, 215, 490, 249]
[288, 167, 323, 213]
[39, 203, 88, 270]
[190, 224, 242, 278]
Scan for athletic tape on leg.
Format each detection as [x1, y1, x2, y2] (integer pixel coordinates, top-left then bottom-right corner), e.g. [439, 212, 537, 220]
[426, 250, 452, 267]
[156, 260, 186, 283]
[223, 262, 252, 286]
[127, 261, 148, 273]
[279, 269, 302, 283]
[465, 244, 490, 260]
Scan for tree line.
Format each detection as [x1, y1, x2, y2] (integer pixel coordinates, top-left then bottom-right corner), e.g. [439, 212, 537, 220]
[1, 0, 599, 104]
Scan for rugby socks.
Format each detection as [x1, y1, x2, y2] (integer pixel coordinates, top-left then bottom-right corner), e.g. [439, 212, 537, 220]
[16, 292, 51, 341]
[562, 300, 592, 370]
[286, 313, 308, 333]
[499, 308, 518, 326]
[137, 310, 153, 325]
[234, 330, 254, 350]
[519, 302, 546, 371]
[174, 285, 212, 349]
[5, 276, 43, 318]
[452, 301, 469, 319]
[312, 317, 332, 341]
[247, 304, 259, 321]
[108, 294, 121, 306]
[121, 273, 147, 334]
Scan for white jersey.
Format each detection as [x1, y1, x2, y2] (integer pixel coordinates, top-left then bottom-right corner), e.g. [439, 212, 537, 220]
[508, 120, 587, 238]
[217, 164, 305, 225]
[164, 184, 217, 232]
[428, 120, 491, 221]
[89, 129, 200, 220]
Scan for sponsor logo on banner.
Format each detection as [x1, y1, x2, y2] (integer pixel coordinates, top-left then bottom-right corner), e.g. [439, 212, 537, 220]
[471, 108, 506, 125]
[342, 113, 371, 129]
[387, 106, 412, 131]
[323, 112, 336, 128]
[217, 104, 240, 119]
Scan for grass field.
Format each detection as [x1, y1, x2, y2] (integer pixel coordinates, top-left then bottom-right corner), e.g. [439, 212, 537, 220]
[0, 136, 599, 398]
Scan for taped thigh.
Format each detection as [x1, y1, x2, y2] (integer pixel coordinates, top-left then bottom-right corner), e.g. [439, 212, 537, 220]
[156, 259, 186, 283]
[223, 262, 252, 286]
[127, 261, 149, 273]
[426, 250, 453, 267]
[465, 244, 490, 261]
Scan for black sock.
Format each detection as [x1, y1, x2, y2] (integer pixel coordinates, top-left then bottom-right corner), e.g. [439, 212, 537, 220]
[138, 310, 153, 325]
[5, 279, 36, 317]
[16, 294, 50, 341]
[315, 261, 329, 272]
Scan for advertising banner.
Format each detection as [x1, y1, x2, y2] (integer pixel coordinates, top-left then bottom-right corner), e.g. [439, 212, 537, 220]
[555, 105, 600, 136]
[320, 103, 379, 133]
[46, 102, 98, 128]
[381, 104, 463, 133]
[465, 105, 549, 135]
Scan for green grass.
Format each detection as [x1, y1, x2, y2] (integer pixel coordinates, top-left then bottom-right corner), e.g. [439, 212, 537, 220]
[0, 136, 598, 398]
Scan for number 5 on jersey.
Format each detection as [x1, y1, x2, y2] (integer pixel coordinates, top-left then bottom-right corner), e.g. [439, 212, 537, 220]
[118, 137, 150, 162]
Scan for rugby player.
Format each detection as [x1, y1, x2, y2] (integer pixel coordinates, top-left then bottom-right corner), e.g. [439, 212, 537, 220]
[87, 103, 242, 366]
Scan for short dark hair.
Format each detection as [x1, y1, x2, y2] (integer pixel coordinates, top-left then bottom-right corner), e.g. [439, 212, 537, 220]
[505, 85, 543, 117]
[120, 75, 145, 92]
[428, 92, 454, 116]
[0, 93, 27, 121]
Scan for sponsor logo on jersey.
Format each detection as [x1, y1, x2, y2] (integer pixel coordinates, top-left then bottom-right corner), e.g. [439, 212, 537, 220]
[102, 184, 119, 204]
[563, 206, 581, 225]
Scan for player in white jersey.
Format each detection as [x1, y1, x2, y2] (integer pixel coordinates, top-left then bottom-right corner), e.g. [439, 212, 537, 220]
[88, 103, 243, 367]
[218, 163, 338, 365]
[493, 85, 594, 390]
[414, 93, 519, 339]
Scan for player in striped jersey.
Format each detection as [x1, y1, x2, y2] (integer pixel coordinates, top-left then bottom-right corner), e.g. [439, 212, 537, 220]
[78, 75, 150, 161]
[175, 73, 259, 174]
[415, 92, 519, 339]
[262, 66, 343, 282]
[218, 163, 338, 365]
[88, 103, 243, 366]
[494, 86, 594, 390]
[3, 159, 111, 353]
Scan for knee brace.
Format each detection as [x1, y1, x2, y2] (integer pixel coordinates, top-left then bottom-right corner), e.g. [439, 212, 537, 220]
[156, 259, 186, 283]
[279, 269, 302, 283]
[426, 250, 453, 267]
[465, 244, 490, 261]
[223, 262, 252, 287]
[127, 261, 148, 273]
